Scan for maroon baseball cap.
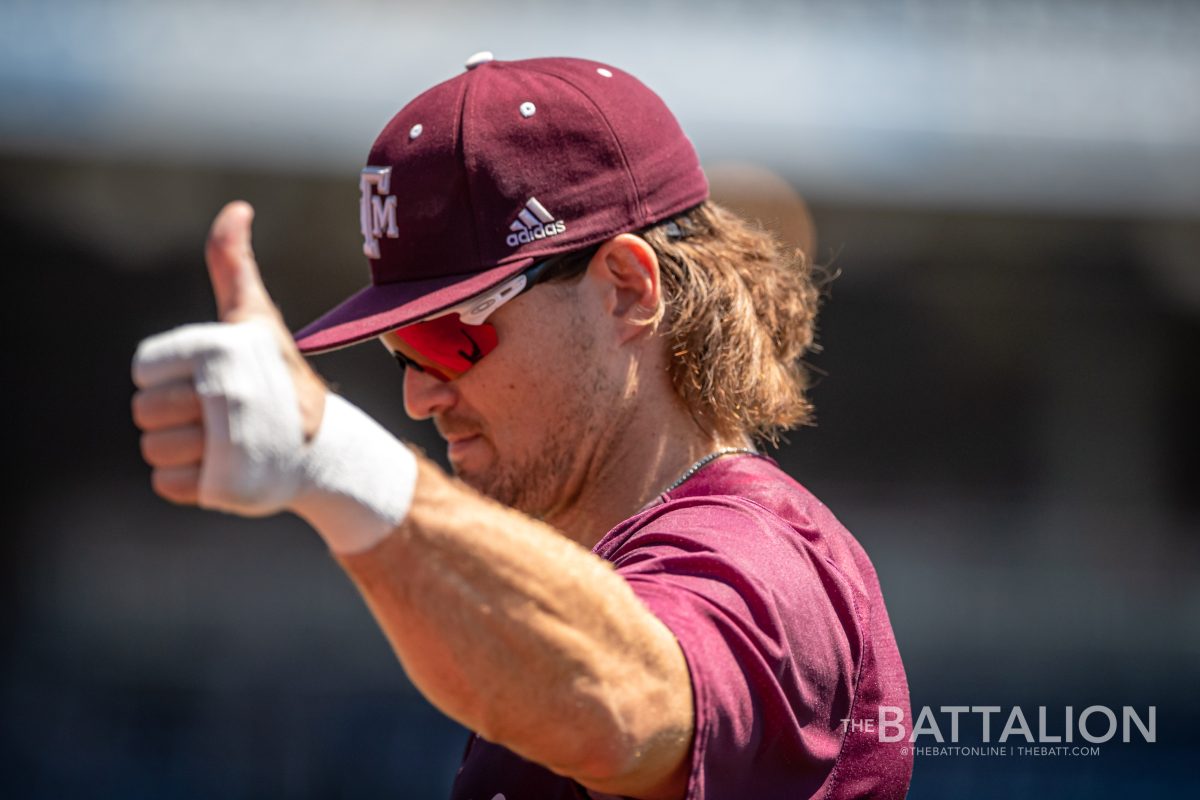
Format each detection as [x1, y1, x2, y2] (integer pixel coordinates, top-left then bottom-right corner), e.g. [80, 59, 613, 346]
[293, 53, 709, 354]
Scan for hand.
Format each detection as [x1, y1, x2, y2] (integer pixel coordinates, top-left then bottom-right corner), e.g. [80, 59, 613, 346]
[132, 201, 327, 506]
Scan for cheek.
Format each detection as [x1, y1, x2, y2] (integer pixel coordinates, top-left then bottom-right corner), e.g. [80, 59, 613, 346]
[471, 352, 574, 450]
[459, 354, 539, 443]
[475, 290, 605, 439]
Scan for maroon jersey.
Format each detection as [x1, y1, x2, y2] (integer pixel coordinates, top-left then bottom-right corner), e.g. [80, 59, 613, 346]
[451, 454, 912, 799]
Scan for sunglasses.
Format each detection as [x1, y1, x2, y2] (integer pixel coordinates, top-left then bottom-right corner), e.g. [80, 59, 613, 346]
[386, 255, 568, 382]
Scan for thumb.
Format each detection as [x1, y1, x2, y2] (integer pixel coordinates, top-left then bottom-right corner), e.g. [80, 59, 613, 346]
[206, 201, 278, 323]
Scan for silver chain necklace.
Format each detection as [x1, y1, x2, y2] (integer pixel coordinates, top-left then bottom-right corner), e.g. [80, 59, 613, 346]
[660, 447, 759, 495]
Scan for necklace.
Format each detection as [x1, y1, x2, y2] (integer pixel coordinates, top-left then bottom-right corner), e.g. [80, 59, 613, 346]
[660, 447, 758, 495]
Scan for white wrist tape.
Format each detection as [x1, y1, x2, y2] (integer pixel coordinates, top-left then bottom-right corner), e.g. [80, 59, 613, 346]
[133, 319, 416, 553]
[291, 393, 417, 554]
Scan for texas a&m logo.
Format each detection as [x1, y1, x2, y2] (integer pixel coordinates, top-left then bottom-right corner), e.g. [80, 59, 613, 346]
[360, 168, 568, 256]
[360, 166, 398, 259]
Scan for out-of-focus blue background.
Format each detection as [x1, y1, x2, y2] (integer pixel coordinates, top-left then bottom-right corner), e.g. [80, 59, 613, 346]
[2, 1, 1197, 797]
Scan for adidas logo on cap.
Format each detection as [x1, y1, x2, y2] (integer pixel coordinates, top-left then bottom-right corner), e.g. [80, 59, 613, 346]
[506, 197, 566, 247]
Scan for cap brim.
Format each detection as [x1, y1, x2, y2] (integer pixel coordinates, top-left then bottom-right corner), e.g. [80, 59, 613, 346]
[293, 259, 534, 354]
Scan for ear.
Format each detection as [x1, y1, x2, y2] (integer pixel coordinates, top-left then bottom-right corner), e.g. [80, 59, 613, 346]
[587, 233, 661, 342]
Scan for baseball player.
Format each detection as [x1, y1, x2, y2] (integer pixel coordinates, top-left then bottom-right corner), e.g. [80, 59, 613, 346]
[131, 55, 912, 799]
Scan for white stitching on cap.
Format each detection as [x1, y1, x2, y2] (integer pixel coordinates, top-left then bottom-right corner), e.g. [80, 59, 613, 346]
[519, 101, 536, 118]
[596, 68, 613, 77]
[409, 124, 423, 140]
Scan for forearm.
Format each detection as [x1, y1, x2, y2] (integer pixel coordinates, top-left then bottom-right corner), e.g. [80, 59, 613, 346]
[334, 457, 692, 797]
[131, 305, 690, 793]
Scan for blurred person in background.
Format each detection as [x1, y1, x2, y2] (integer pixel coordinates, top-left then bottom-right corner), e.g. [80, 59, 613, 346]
[131, 55, 912, 799]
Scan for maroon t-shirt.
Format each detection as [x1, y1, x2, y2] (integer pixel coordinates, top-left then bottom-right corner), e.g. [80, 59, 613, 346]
[450, 454, 912, 799]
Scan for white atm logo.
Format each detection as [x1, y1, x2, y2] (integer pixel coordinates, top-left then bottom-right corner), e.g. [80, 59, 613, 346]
[360, 166, 399, 259]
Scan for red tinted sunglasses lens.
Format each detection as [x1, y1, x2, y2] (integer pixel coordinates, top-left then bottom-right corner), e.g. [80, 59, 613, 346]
[392, 314, 500, 381]
[391, 347, 456, 383]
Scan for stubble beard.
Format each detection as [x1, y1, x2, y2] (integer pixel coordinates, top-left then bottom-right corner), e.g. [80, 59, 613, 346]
[457, 323, 615, 519]
[464, 419, 586, 518]
[457, 382, 610, 518]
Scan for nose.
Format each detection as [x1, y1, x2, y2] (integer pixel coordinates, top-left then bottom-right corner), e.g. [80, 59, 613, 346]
[403, 363, 458, 420]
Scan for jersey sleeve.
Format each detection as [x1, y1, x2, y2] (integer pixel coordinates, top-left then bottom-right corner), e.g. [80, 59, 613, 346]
[603, 497, 865, 800]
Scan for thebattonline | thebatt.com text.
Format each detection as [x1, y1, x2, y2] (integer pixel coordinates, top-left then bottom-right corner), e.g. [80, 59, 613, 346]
[840, 706, 1155, 744]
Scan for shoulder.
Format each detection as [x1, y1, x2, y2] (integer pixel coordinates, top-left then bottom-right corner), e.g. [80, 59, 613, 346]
[594, 455, 845, 572]
[592, 455, 876, 635]
[597, 494, 803, 564]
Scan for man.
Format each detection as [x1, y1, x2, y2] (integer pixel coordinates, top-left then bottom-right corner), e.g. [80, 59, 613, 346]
[132, 54, 912, 799]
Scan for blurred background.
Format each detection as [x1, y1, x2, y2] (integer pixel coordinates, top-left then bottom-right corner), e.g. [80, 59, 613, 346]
[2, 0, 1197, 797]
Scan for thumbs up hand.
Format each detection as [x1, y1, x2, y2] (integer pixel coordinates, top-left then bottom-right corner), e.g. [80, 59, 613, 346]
[132, 201, 416, 552]
[203, 201, 327, 438]
[206, 200, 276, 324]
[132, 201, 327, 510]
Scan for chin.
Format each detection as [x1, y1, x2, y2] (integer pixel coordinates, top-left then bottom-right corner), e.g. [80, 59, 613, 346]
[450, 462, 482, 488]
[454, 464, 501, 500]
[456, 470, 483, 493]
[465, 465, 536, 513]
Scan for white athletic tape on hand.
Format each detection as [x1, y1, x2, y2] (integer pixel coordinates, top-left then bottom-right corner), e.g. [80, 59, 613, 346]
[133, 319, 416, 553]
[134, 320, 306, 515]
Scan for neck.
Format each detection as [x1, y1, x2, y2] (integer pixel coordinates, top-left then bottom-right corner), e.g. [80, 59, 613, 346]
[544, 393, 751, 550]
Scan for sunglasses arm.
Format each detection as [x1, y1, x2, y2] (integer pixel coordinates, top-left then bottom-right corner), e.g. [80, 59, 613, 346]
[444, 273, 529, 326]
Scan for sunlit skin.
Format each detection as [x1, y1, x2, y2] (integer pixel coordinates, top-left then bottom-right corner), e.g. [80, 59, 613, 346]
[381, 234, 749, 547]
[132, 202, 752, 799]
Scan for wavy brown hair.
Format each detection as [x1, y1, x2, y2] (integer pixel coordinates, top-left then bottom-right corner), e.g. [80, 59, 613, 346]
[643, 201, 824, 445]
[546, 200, 826, 446]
